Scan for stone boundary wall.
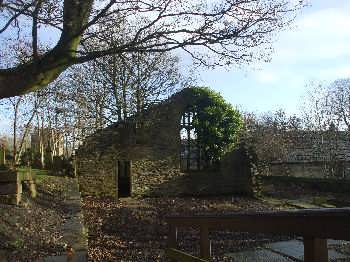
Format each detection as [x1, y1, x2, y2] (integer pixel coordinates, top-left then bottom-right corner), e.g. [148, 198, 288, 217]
[266, 161, 350, 179]
[279, 131, 350, 163]
[262, 175, 350, 194]
[0, 169, 21, 205]
[0, 169, 36, 205]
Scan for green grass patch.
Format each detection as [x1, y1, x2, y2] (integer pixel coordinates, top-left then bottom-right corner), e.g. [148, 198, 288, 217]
[10, 238, 25, 249]
[17, 167, 48, 176]
[17, 167, 49, 183]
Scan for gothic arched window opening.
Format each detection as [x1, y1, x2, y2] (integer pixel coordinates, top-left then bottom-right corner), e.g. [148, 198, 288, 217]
[180, 111, 201, 171]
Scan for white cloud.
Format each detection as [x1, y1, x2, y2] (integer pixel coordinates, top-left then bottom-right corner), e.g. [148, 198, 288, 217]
[272, 6, 350, 64]
[319, 66, 350, 79]
[254, 71, 280, 84]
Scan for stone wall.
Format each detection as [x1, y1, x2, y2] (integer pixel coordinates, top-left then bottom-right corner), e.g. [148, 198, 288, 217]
[75, 99, 186, 198]
[257, 131, 350, 179]
[76, 151, 118, 198]
[76, 88, 253, 198]
[133, 157, 253, 197]
[266, 161, 350, 179]
[132, 158, 184, 197]
[220, 144, 256, 195]
[281, 131, 350, 163]
[76, 90, 190, 198]
[262, 175, 350, 194]
[0, 168, 36, 205]
[0, 169, 21, 205]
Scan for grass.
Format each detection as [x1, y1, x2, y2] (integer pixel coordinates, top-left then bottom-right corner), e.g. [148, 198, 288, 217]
[11, 238, 25, 249]
[17, 167, 49, 183]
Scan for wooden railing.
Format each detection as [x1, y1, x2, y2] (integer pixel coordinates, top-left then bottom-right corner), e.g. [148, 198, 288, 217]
[165, 208, 350, 262]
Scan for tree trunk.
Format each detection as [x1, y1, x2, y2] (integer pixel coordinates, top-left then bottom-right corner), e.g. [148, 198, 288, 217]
[12, 104, 18, 166]
[0, 0, 93, 98]
[15, 108, 37, 165]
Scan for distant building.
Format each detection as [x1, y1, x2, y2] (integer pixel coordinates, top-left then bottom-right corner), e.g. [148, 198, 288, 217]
[30, 128, 64, 156]
[267, 131, 350, 179]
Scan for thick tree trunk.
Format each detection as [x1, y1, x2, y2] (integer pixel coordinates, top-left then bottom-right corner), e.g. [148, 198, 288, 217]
[0, 0, 93, 99]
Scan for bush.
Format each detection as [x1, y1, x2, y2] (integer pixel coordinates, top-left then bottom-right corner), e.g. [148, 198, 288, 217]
[189, 87, 243, 167]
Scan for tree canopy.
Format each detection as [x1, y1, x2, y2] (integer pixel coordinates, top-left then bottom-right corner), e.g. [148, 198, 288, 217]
[189, 87, 243, 166]
[0, 0, 304, 98]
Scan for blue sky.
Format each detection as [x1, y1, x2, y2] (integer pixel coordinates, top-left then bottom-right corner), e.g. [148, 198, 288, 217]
[198, 0, 350, 115]
[1, 0, 350, 134]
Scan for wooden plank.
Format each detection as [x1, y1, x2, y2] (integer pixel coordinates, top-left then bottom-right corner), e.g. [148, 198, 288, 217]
[200, 225, 210, 259]
[166, 208, 350, 218]
[165, 209, 348, 262]
[166, 248, 209, 262]
[304, 238, 328, 262]
[0, 171, 18, 182]
[168, 224, 177, 249]
[165, 208, 350, 240]
[0, 182, 20, 194]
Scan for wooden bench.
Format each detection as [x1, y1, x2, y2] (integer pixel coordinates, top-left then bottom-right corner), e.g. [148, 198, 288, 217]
[165, 208, 350, 262]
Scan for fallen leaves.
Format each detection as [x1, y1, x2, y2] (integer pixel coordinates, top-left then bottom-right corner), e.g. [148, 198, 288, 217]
[82, 196, 291, 261]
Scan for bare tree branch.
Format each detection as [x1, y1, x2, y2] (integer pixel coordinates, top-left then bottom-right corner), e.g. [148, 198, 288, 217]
[0, 0, 305, 98]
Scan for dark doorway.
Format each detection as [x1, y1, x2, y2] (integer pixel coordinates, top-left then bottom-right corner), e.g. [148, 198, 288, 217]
[117, 160, 131, 197]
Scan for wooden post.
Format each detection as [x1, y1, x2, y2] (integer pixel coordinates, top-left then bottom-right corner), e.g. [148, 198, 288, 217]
[200, 225, 210, 259]
[304, 237, 328, 262]
[168, 224, 177, 249]
[0, 146, 5, 166]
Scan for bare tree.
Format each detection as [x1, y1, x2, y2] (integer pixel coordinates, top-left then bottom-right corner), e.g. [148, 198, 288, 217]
[0, 0, 305, 98]
[325, 79, 350, 131]
[242, 109, 303, 174]
[2, 92, 45, 165]
[8, 96, 22, 164]
[300, 80, 349, 178]
[93, 51, 181, 121]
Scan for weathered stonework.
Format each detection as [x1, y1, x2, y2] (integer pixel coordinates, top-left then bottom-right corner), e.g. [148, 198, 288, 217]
[0, 168, 37, 205]
[76, 88, 253, 198]
[0, 169, 21, 205]
[220, 144, 256, 195]
[266, 131, 350, 179]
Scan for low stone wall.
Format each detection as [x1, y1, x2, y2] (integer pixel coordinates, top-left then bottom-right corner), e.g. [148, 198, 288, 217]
[262, 175, 350, 194]
[0, 169, 21, 205]
[266, 162, 350, 179]
[0, 169, 37, 205]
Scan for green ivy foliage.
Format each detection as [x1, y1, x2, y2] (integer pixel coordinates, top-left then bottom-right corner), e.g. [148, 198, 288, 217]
[189, 87, 243, 166]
